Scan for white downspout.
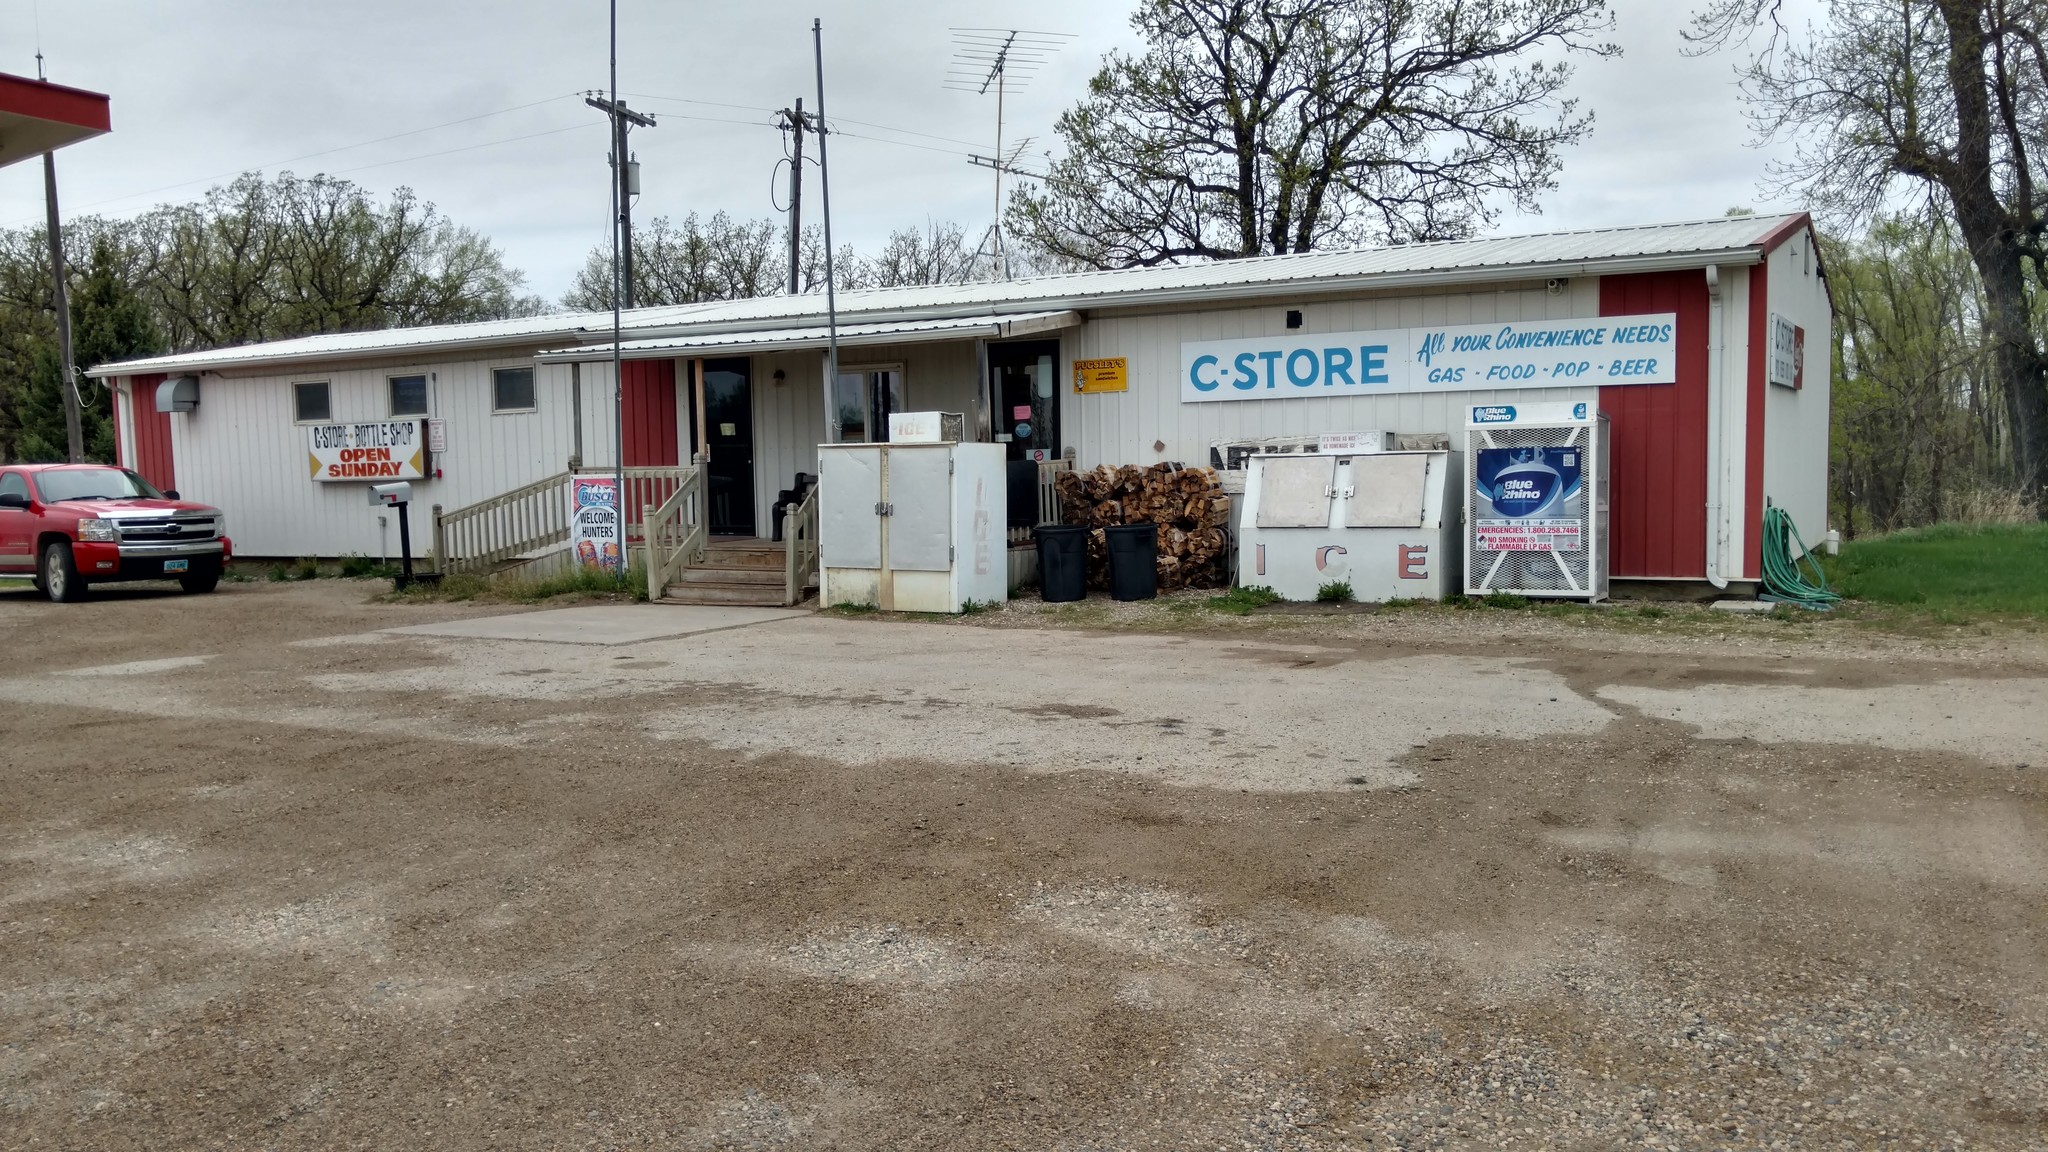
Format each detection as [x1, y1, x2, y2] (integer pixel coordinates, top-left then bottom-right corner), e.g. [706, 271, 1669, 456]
[1703, 265, 1728, 589]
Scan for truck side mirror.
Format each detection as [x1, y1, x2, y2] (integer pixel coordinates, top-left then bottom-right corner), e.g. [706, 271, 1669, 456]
[163, 489, 181, 500]
[0, 492, 28, 510]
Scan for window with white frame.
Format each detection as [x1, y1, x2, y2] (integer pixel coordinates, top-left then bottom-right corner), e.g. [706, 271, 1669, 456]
[389, 374, 429, 417]
[493, 367, 537, 412]
[293, 381, 331, 423]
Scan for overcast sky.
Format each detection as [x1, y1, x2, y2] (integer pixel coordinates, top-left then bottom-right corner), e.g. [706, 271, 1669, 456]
[1, 0, 1820, 304]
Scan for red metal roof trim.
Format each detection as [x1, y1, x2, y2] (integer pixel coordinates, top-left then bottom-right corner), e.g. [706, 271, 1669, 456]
[0, 72, 112, 132]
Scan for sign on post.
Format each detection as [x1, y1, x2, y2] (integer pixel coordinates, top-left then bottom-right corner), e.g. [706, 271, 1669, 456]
[568, 474, 625, 574]
[308, 421, 426, 482]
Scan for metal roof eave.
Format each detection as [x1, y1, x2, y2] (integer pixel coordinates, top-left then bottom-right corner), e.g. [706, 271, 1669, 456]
[594, 248, 1770, 347]
[83, 328, 597, 380]
[535, 310, 1083, 365]
[89, 241, 1771, 379]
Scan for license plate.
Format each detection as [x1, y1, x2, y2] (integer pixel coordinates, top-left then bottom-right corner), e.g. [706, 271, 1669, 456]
[164, 559, 189, 573]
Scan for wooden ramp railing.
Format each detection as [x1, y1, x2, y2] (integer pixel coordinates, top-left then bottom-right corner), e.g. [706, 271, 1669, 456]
[782, 484, 819, 606]
[434, 466, 686, 577]
[643, 459, 709, 601]
[433, 472, 571, 576]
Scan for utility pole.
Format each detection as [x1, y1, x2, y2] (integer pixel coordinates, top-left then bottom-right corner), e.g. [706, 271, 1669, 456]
[813, 20, 840, 409]
[777, 98, 807, 295]
[37, 51, 83, 463]
[585, 93, 656, 308]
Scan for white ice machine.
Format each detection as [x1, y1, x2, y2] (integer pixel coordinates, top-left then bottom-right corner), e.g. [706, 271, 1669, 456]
[1235, 448, 1461, 601]
[817, 434, 1008, 614]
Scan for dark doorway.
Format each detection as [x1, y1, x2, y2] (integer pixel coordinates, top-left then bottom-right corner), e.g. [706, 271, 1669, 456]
[702, 358, 756, 536]
[987, 339, 1061, 462]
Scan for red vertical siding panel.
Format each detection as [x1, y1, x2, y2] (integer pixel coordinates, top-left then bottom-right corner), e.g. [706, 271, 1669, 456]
[1599, 272, 1710, 578]
[620, 359, 679, 467]
[110, 384, 123, 465]
[129, 372, 177, 492]
[1744, 261, 1770, 580]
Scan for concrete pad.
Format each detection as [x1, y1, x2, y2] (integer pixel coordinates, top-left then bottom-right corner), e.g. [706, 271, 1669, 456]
[380, 604, 807, 646]
[1599, 678, 2048, 766]
[1709, 599, 1776, 614]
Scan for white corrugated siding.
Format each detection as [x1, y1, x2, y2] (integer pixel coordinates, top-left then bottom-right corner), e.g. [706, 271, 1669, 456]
[1062, 281, 1606, 469]
[166, 353, 607, 559]
[1761, 231, 1833, 545]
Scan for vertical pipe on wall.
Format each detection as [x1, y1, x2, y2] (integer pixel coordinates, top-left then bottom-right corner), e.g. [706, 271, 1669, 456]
[570, 361, 584, 468]
[1703, 264, 1728, 589]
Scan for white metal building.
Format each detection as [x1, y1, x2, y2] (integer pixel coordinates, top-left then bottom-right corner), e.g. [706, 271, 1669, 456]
[90, 213, 1831, 589]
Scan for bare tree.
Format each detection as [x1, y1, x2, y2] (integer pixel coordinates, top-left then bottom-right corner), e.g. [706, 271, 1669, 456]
[1007, 0, 1618, 268]
[562, 216, 984, 309]
[865, 221, 980, 288]
[1692, 0, 2048, 503]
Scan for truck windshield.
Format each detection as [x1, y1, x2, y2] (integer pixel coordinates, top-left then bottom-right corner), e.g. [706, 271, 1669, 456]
[34, 468, 163, 502]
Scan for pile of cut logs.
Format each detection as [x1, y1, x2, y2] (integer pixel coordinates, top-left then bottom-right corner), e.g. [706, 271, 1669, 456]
[1052, 463, 1233, 590]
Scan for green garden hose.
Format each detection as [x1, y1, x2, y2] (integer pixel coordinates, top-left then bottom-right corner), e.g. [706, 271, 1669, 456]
[1760, 503, 1841, 611]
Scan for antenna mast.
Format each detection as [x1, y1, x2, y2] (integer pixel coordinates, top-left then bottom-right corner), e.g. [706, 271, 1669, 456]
[947, 28, 1071, 278]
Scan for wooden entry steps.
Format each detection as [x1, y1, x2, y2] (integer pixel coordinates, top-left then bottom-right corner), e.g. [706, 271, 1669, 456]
[661, 539, 810, 607]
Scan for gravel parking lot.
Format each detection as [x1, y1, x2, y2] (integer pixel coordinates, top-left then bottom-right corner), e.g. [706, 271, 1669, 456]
[1, 579, 2044, 1150]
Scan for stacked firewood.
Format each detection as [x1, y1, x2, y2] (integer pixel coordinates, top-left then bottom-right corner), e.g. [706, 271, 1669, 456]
[1053, 463, 1233, 590]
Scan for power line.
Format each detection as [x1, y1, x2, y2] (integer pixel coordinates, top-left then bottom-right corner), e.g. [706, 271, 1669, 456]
[829, 130, 981, 158]
[620, 92, 781, 116]
[824, 116, 986, 150]
[323, 122, 600, 178]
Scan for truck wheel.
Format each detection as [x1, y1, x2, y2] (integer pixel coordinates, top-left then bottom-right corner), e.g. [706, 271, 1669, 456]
[41, 541, 86, 603]
[179, 569, 220, 594]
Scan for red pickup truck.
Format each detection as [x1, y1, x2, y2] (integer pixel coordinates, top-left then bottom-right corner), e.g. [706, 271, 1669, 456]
[0, 464, 232, 602]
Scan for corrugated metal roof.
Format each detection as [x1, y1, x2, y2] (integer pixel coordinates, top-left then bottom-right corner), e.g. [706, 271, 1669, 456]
[535, 310, 1082, 363]
[92, 213, 1807, 377]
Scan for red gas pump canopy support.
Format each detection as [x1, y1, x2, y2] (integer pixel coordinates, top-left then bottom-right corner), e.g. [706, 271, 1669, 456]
[0, 71, 111, 170]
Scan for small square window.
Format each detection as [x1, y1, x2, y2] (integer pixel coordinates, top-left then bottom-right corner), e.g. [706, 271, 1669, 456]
[389, 375, 428, 417]
[493, 367, 537, 412]
[294, 381, 331, 423]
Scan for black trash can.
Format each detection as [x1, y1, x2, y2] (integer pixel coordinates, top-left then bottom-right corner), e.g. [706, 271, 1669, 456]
[1104, 523, 1159, 602]
[1035, 525, 1088, 603]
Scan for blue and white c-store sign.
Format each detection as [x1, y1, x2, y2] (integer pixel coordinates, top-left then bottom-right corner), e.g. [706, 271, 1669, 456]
[1179, 313, 1676, 404]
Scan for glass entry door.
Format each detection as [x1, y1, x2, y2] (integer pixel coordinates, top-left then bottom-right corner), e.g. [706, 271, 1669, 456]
[700, 358, 755, 536]
[987, 340, 1060, 461]
[832, 365, 904, 443]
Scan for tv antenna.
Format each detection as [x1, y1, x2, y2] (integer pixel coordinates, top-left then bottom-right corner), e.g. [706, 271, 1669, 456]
[947, 27, 1071, 277]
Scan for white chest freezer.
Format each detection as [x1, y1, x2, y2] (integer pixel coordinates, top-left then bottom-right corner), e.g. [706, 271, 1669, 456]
[1236, 449, 1461, 601]
[817, 440, 1009, 613]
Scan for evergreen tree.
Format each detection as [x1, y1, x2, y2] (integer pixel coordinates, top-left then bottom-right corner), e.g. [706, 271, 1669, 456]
[13, 237, 164, 463]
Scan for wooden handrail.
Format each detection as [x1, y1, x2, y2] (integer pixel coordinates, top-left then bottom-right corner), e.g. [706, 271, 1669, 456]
[642, 459, 707, 600]
[433, 465, 686, 577]
[782, 484, 819, 606]
[433, 471, 571, 575]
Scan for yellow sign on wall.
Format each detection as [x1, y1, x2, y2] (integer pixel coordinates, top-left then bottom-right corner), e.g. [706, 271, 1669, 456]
[1072, 357, 1128, 394]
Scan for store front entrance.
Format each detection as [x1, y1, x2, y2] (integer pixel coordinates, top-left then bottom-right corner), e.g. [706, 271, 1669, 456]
[695, 357, 755, 536]
[987, 339, 1061, 461]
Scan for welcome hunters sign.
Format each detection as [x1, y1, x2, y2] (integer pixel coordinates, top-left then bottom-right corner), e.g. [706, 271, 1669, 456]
[1180, 314, 1678, 404]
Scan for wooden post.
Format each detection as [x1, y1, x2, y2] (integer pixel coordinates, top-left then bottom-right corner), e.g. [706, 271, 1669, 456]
[430, 504, 446, 573]
[644, 503, 659, 601]
[692, 358, 709, 463]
